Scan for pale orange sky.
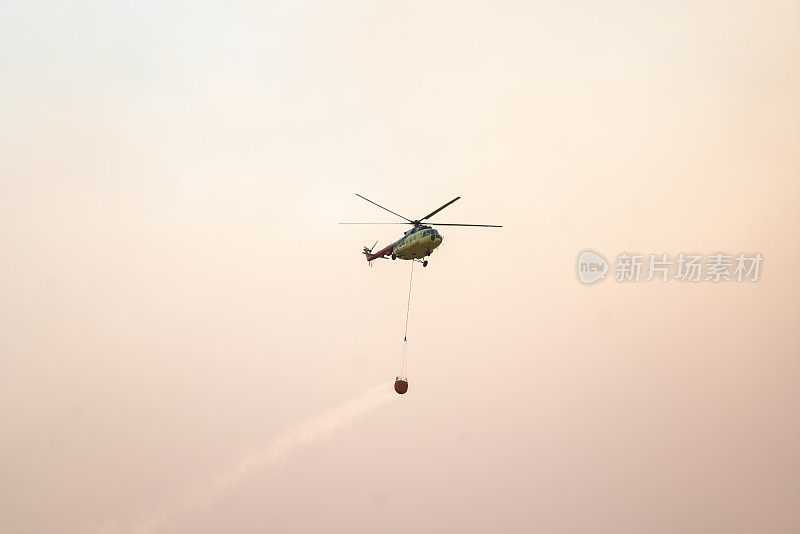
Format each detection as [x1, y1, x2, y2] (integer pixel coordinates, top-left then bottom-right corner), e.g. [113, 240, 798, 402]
[1, 1, 799, 533]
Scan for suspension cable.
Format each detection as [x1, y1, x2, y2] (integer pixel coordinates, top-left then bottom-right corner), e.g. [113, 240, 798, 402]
[403, 260, 414, 341]
[397, 261, 414, 378]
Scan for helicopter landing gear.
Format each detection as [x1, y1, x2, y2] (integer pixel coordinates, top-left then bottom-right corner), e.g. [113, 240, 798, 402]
[391, 253, 396, 260]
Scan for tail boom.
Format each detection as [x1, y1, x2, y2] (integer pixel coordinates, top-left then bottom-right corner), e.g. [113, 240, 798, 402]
[363, 244, 393, 262]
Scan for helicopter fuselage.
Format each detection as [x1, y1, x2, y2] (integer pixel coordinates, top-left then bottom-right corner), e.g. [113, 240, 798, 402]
[392, 226, 443, 260]
[364, 226, 443, 262]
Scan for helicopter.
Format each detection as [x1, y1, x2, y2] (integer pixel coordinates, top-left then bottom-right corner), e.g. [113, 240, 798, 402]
[340, 193, 502, 267]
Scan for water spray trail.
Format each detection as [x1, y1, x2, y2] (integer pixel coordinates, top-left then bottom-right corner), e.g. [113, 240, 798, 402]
[129, 383, 395, 533]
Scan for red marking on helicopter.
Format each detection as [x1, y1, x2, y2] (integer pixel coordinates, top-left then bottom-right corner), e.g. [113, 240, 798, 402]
[363, 244, 394, 262]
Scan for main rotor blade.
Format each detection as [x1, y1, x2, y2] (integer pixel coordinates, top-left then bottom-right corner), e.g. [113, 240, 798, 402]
[354, 194, 412, 222]
[339, 222, 412, 225]
[426, 222, 503, 227]
[419, 196, 461, 221]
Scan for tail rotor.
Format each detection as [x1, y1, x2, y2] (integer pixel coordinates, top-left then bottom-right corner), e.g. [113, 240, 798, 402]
[363, 240, 379, 267]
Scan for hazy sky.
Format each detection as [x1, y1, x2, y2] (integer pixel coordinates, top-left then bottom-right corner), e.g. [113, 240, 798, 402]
[2, 1, 799, 533]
